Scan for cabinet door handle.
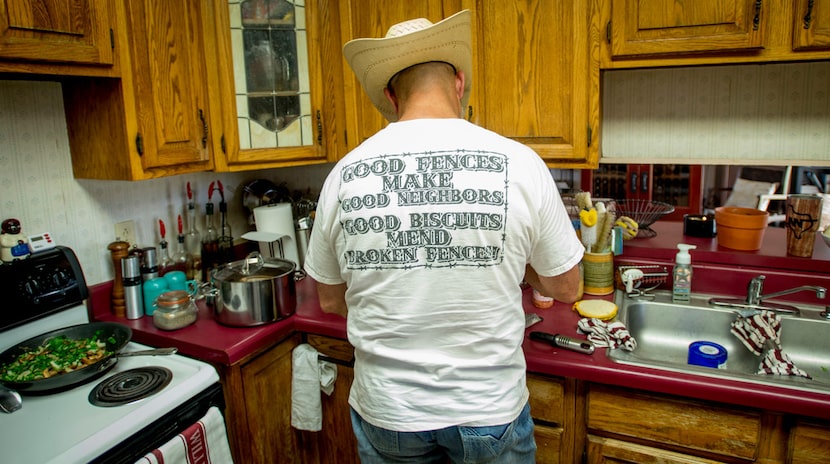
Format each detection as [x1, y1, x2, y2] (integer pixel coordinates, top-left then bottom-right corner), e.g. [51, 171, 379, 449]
[753, 0, 762, 30]
[198, 109, 208, 149]
[630, 172, 638, 194]
[803, 0, 815, 29]
[641, 172, 649, 193]
[316, 110, 322, 145]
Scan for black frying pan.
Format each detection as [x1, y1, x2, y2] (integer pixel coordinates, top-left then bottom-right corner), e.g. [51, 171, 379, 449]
[0, 322, 132, 394]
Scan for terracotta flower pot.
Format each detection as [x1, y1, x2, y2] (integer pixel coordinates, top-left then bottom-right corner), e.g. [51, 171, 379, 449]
[714, 207, 769, 251]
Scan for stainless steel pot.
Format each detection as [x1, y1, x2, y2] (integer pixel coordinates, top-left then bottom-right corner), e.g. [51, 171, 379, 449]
[212, 252, 302, 327]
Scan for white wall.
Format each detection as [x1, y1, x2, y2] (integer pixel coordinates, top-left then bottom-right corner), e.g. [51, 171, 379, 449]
[0, 80, 332, 285]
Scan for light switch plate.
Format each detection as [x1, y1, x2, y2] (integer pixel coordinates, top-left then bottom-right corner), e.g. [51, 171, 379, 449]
[115, 220, 137, 248]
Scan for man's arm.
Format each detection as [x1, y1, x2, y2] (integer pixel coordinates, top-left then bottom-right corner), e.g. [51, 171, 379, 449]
[524, 264, 583, 304]
[316, 282, 348, 318]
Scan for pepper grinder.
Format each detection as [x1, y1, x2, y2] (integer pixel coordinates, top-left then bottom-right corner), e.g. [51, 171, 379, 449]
[107, 241, 130, 317]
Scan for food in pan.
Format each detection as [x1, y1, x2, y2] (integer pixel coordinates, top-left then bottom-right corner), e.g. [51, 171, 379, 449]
[0, 331, 115, 382]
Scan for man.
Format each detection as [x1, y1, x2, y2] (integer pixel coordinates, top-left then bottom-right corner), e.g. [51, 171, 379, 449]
[304, 10, 583, 463]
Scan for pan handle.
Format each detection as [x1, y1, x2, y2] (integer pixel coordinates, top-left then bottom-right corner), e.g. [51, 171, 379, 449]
[115, 347, 178, 358]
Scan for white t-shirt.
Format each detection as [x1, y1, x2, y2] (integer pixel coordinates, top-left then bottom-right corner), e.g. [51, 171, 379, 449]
[304, 119, 583, 432]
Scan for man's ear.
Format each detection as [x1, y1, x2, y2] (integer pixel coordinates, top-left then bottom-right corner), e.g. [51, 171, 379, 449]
[455, 71, 466, 101]
[384, 87, 398, 113]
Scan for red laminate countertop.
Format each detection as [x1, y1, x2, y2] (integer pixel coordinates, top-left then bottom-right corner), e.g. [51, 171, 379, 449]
[623, 221, 830, 274]
[89, 224, 830, 420]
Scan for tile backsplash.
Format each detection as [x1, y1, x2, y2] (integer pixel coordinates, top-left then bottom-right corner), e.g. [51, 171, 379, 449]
[0, 80, 332, 285]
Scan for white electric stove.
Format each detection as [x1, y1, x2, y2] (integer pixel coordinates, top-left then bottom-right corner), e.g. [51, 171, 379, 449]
[0, 247, 223, 464]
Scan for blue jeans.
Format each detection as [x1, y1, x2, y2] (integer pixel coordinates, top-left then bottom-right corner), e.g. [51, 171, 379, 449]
[350, 402, 536, 463]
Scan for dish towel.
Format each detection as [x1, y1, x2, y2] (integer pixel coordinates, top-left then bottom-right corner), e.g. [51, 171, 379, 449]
[730, 310, 811, 379]
[291, 343, 338, 431]
[577, 318, 637, 351]
[135, 406, 234, 464]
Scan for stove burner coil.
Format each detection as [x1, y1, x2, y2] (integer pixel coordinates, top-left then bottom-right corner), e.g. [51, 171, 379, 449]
[89, 367, 173, 407]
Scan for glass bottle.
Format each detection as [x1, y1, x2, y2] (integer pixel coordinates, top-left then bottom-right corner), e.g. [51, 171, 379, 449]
[184, 203, 202, 282]
[202, 202, 219, 281]
[158, 239, 173, 276]
[218, 201, 233, 262]
[174, 215, 191, 274]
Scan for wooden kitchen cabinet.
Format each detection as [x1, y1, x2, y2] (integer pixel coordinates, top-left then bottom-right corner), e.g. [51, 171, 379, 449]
[586, 435, 724, 464]
[0, 0, 117, 76]
[301, 334, 358, 463]
[527, 374, 579, 464]
[336, 0, 445, 151]
[793, 0, 830, 51]
[209, 0, 339, 171]
[586, 384, 769, 463]
[582, 164, 703, 221]
[462, 0, 599, 168]
[599, 0, 830, 68]
[219, 333, 302, 464]
[609, 0, 765, 58]
[62, 0, 215, 180]
[337, 0, 600, 168]
[789, 419, 830, 463]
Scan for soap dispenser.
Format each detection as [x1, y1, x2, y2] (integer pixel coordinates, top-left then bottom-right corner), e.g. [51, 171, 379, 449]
[672, 244, 697, 303]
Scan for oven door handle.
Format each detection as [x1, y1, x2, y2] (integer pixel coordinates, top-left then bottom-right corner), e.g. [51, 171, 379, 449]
[116, 347, 178, 358]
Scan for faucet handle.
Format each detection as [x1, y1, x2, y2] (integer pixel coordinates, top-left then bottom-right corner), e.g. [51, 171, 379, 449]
[747, 275, 766, 305]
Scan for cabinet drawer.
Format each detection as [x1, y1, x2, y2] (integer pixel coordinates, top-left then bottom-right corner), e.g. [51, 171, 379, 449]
[306, 334, 354, 364]
[790, 419, 830, 464]
[527, 374, 565, 425]
[587, 385, 761, 460]
[587, 435, 723, 464]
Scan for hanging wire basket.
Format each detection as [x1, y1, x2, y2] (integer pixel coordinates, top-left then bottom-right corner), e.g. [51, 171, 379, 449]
[614, 200, 675, 238]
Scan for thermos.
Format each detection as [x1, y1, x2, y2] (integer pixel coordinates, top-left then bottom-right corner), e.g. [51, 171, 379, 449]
[122, 255, 144, 319]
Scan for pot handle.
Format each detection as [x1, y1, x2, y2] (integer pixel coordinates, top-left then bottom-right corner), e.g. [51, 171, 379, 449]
[242, 251, 264, 275]
[294, 269, 306, 281]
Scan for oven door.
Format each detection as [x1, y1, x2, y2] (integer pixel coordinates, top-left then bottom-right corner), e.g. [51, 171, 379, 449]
[91, 383, 229, 463]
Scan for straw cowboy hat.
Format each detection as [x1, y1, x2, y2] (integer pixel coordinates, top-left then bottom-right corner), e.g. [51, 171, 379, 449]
[342, 10, 472, 122]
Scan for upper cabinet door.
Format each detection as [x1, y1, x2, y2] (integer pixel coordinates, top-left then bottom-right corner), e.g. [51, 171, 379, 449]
[338, 0, 444, 151]
[610, 0, 765, 57]
[0, 0, 114, 65]
[126, 0, 212, 170]
[212, 0, 332, 170]
[793, 0, 830, 50]
[466, 0, 598, 167]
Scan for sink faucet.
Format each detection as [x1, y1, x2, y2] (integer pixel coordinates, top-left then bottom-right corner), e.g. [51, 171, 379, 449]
[746, 275, 826, 305]
[709, 275, 826, 315]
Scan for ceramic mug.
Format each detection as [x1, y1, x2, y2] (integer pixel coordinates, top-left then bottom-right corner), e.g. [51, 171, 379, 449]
[163, 271, 199, 296]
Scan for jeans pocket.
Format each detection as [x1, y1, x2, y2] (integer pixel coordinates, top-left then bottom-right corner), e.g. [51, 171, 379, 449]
[457, 421, 516, 460]
[361, 419, 401, 454]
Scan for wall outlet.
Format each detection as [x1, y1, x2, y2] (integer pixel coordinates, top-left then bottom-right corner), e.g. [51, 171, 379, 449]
[115, 220, 137, 248]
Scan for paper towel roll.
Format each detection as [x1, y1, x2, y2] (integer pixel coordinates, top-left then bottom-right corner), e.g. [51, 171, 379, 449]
[252, 203, 299, 266]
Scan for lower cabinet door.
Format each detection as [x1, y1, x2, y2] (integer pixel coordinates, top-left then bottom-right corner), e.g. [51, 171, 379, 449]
[586, 435, 724, 464]
[534, 424, 564, 464]
[790, 420, 830, 464]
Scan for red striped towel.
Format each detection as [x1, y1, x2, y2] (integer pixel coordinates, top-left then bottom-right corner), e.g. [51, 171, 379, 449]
[577, 318, 637, 351]
[730, 310, 811, 379]
[135, 406, 234, 464]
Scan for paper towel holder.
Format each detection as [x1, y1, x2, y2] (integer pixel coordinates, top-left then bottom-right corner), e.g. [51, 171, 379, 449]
[242, 231, 290, 259]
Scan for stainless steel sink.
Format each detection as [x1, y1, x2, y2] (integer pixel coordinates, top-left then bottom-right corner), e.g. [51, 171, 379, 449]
[607, 290, 830, 394]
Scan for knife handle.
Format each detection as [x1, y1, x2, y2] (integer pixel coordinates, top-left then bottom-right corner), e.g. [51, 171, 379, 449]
[529, 331, 595, 355]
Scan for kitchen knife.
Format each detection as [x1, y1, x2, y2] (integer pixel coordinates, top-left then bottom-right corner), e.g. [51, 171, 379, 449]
[529, 331, 595, 355]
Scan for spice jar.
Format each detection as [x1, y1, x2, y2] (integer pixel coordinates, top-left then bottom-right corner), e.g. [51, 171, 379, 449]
[153, 290, 197, 330]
